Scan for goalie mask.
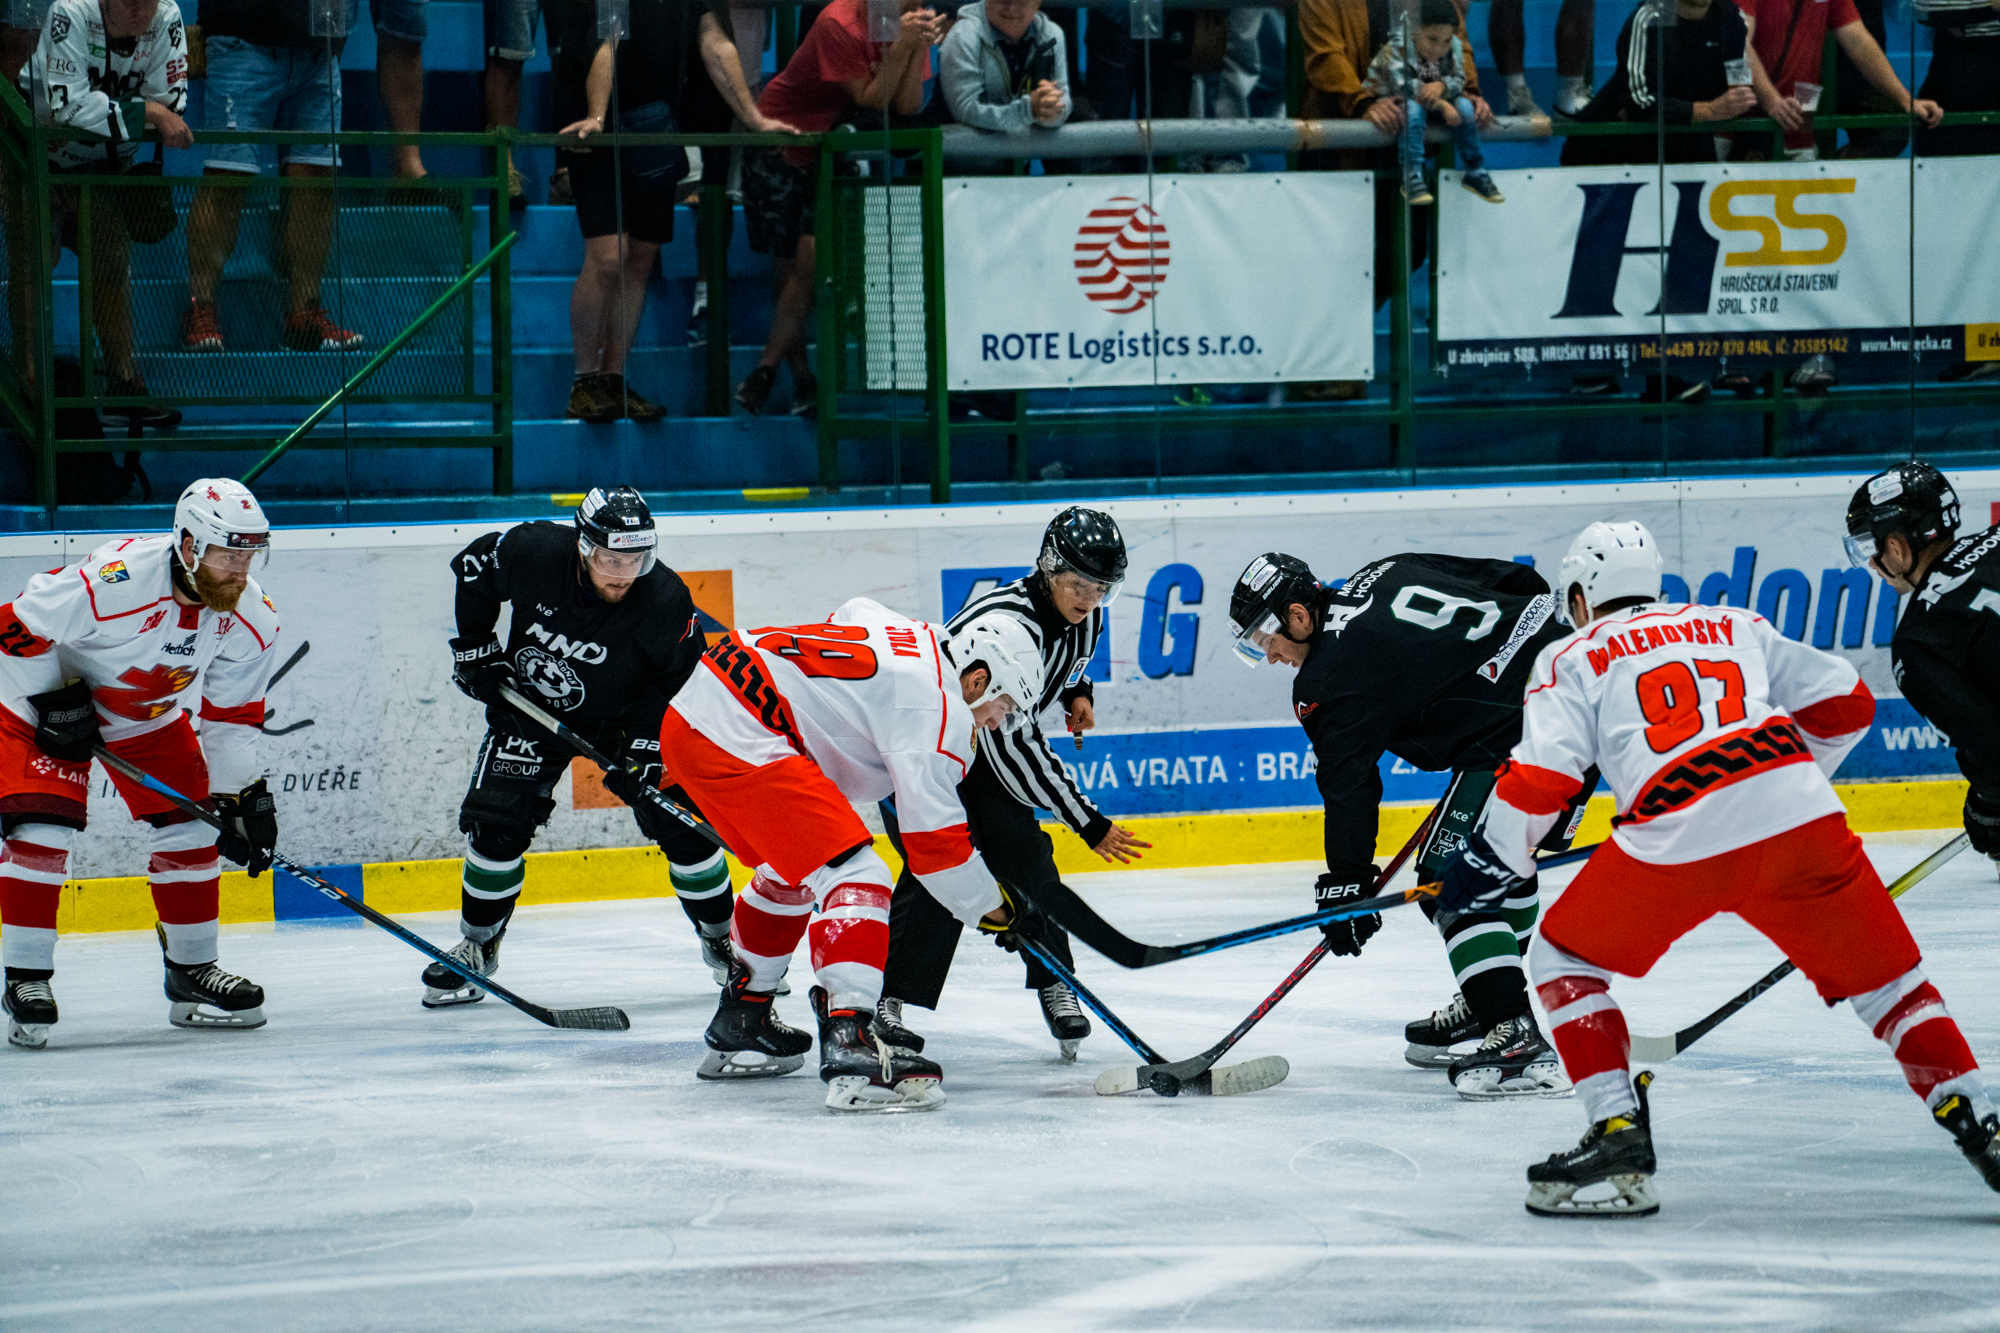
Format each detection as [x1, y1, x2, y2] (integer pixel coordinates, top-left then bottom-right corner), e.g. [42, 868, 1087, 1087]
[949, 614, 1044, 735]
[576, 485, 658, 579]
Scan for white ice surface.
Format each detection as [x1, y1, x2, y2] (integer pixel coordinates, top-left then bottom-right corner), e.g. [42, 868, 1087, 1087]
[4, 833, 1999, 1332]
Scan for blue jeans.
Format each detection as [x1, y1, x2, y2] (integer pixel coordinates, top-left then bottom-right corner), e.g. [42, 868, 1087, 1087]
[1401, 96, 1483, 181]
[201, 37, 342, 173]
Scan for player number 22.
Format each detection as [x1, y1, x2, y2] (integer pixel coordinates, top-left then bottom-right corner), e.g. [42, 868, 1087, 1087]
[1635, 658, 1746, 753]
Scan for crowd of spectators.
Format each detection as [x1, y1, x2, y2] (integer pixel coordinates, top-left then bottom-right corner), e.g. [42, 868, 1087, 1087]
[2, 0, 1996, 428]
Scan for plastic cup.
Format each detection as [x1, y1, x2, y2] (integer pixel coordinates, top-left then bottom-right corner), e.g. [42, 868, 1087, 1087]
[1793, 81, 1822, 111]
[1725, 58, 1751, 87]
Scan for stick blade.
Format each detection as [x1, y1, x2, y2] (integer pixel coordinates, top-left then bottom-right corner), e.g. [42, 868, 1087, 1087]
[1208, 1055, 1290, 1097]
[539, 1005, 632, 1032]
[1626, 1032, 1678, 1063]
[1094, 1065, 1142, 1096]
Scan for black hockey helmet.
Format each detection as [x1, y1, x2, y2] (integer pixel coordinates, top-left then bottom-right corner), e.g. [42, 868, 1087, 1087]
[1229, 553, 1319, 667]
[575, 485, 658, 578]
[1845, 461, 1959, 569]
[1037, 506, 1127, 605]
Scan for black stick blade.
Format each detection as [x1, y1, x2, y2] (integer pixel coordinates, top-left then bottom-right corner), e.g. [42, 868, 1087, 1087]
[540, 1005, 632, 1031]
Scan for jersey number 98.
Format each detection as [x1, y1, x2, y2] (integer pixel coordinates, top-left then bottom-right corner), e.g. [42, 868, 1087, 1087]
[752, 623, 879, 680]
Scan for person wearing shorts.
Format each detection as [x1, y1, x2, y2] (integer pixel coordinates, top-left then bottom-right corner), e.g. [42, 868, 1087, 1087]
[483, 0, 542, 206]
[371, 0, 430, 181]
[180, 0, 361, 355]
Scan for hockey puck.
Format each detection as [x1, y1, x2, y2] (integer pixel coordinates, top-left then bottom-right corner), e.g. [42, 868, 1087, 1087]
[1148, 1072, 1181, 1097]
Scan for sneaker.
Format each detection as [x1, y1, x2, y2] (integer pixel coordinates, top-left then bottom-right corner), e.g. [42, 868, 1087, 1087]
[1507, 85, 1545, 118]
[100, 374, 182, 430]
[736, 364, 778, 415]
[181, 298, 223, 352]
[1554, 80, 1595, 117]
[567, 372, 621, 424]
[1401, 176, 1435, 207]
[1938, 360, 2000, 384]
[610, 374, 667, 423]
[1789, 353, 1835, 396]
[1461, 171, 1506, 204]
[507, 163, 528, 212]
[1933, 1093, 2000, 1193]
[281, 299, 363, 352]
[686, 306, 709, 348]
[547, 168, 573, 207]
[1525, 1070, 1659, 1217]
[789, 370, 819, 419]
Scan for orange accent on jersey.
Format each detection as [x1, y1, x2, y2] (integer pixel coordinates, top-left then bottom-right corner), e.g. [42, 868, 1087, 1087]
[751, 623, 880, 681]
[0, 605, 52, 658]
[1495, 759, 1583, 816]
[900, 824, 974, 875]
[1794, 679, 1876, 738]
[198, 698, 266, 727]
[94, 664, 198, 722]
[701, 634, 803, 750]
[1616, 719, 1814, 827]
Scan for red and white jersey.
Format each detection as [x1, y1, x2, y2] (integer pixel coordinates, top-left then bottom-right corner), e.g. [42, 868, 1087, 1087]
[1484, 602, 1875, 871]
[0, 536, 279, 792]
[671, 597, 996, 921]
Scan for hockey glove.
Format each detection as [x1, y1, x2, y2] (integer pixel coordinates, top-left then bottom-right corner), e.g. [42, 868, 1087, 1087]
[1966, 788, 2000, 858]
[28, 679, 100, 763]
[214, 778, 278, 878]
[977, 880, 1047, 955]
[1315, 872, 1383, 957]
[450, 634, 516, 708]
[1432, 830, 1525, 916]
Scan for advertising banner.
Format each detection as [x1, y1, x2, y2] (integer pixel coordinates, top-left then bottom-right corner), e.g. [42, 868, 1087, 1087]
[6, 474, 1992, 877]
[1435, 157, 2000, 370]
[943, 173, 1377, 391]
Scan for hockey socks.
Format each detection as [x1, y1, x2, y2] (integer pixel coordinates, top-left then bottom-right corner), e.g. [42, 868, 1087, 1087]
[1531, 935, 1634, 1122]
[1440, 908, 1532, 1032]
[0, 824, 73, 973]
[1850, 967, 1991, 1116]
[460, 843, 524, 943]
[670, 850, 735, 931]
[150, 819, 222, 966]
[732, 871, 816, 992]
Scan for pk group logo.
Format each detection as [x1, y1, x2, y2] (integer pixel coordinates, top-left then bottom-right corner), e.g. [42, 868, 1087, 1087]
[1075, 197, 1169, 314]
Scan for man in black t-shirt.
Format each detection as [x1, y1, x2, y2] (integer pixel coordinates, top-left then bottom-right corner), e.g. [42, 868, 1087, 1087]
[431, 487, 734, 1008]
[1560, 0, 1758, 166]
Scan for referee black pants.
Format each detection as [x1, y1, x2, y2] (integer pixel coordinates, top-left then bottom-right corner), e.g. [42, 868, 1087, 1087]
[880, 752, 1078, 1009]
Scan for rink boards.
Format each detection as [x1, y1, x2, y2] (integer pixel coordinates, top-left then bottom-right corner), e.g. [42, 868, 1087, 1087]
[44, 779, 1967, 936]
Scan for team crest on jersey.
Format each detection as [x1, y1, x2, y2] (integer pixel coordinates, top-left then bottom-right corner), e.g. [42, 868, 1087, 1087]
[261, 593, 276, 613]
[1296, 701, 1318, 721]
[517, 647, 585, 710]
[98, 560, 129, 583]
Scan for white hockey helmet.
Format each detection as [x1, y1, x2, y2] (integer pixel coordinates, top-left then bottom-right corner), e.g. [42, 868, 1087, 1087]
[173, 478, 271, 573]
[948, 613, 1044, 735]
[1557, 520, 1663, 622]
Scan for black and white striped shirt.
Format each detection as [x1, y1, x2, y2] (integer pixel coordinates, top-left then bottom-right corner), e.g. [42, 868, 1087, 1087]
[948, 576, 1114, 846]
[1916, 0, 1999, 39]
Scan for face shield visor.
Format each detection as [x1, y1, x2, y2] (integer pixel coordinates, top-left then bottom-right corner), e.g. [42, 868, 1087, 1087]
[1230, 611, 1282, 667]
[578, 532, 658, 580]
[195, 531, 270, 576]
[1038, 552, 1123, 610]
[1842, 532, 1878, 571]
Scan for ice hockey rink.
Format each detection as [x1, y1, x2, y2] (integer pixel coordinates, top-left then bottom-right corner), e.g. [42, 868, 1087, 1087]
[3, 831, 1996, 1332]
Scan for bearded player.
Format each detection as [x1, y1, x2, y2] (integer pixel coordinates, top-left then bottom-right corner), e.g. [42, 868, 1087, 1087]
[1435, 520, 2000, 1217]
[0, 479, 280, 1048]
[658, 597, 1041, 1113]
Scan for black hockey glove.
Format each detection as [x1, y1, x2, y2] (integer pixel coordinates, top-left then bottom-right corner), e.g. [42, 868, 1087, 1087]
[214, 779, 278, 878]
[977, 880, 1047, 955]
[28, 679, 100, 763]
[1315, 872, 1383, 957]
[450, 634, 516, 708]
[1965, 788, 2000, 858]
[1433, 830, 1526, 915]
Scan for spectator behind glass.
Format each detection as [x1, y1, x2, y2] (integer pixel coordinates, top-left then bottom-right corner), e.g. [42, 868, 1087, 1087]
[1559, 0, 1757, 166]
[2, 0, 43, 84]
[1487, 0, 1595, 116]
[735, 0, 940, 419]
[938, 0, 1070, 147]
[553, 0, 792, 424]
[484, 0, 544, 208]
[181, 0, 363, 356]
[372, 0, 429, 181]
[1738, 0, 1938, 161]
[1363, 0, 1503, 205]
[21, 0, 192, 425]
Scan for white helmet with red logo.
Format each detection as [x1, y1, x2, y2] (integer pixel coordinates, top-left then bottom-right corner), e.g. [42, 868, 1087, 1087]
[173, 478, 271, 572]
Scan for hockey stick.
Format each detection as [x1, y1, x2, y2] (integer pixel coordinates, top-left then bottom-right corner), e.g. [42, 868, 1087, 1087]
[1626, 832, 1971, 1064]
[91, 747, 631, 1032]
[1094, 801, 1445, 1096]
[499, 686, 729, 853]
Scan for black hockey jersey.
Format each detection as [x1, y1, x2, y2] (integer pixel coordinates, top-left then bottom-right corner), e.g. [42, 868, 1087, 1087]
[452, 522, 705, 732]
[1292, 553, 1565, 880]
[1892, 523, 2000, 803]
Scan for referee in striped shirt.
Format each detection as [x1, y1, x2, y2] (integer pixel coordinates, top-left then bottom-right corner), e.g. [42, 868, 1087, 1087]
[878, 508, 1151, 1059]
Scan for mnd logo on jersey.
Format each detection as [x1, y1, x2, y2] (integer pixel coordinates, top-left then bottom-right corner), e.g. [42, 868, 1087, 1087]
[516, 621, 607, 711]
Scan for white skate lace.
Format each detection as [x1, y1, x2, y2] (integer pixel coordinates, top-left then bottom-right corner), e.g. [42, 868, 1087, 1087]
[11, 980, 53, 1006]
[1477, 1017, 1524, 1051]
[1042, 984, 1083, 1020]
[447, 938, 488, 973]
[878, 996, 903, 1027]
[190, 964, 249, 997]
[1431, 994, 1470, 1028]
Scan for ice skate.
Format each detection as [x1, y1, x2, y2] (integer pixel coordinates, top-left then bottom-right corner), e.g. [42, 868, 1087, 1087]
[1525, 1071, 1658, 1218]
[5, 978, 57, 1049]
[875, 995, 925, 1054]
[1037, 981, 1089, 1061]
[1404, 991, 1481, 1069]
[813, 985, 945, 1113]
[1933, 1093, 2000, 1193]
[1450, 1012, 1571, 1099]
[699, 929, 733, 985]
[421, 930, 503, 1008]
[699, 961, 811, 1080]
[159, 929, 266, 1030]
